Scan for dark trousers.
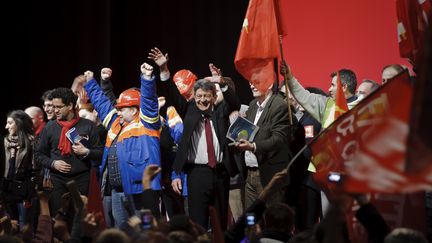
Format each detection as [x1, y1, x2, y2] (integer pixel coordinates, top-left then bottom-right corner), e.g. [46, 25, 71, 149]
[161, 186, 185, 218]
[187, 164, 230, 230]
[295, 173, 321, 231]
[50, 171, 90, 215]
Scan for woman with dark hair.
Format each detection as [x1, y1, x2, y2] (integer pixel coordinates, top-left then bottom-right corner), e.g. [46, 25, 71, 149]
[2, 110, 36, 229]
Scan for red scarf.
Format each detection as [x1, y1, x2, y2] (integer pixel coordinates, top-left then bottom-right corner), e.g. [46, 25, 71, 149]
[57, 117, 80, 156]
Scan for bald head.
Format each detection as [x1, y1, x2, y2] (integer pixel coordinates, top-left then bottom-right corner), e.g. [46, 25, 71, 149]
[25, 106, 45, 130]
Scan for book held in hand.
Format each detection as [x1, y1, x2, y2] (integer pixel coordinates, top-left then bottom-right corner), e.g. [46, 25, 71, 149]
[226, 116, 259, 143]
[66, 127, 83, 144]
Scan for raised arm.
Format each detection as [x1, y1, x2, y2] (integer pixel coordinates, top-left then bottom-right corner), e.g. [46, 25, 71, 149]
[280, 61, 328, 123]
[208, 63, 241, 114]
[148, 47, 189, 117]
[100, 67, 117, 105]
[139, 62, 161, 131]
[83, 71, 117, 129]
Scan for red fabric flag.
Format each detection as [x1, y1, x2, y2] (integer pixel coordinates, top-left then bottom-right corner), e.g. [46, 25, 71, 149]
[87, 168, 107, 229]
[405, 21, 432, 174]
[234, 0, 279, 93]
[334, 72, 349, 119]
[311, 70, 432, 193]
[396, 0, 431, 64]
[273, 0, 289, 36]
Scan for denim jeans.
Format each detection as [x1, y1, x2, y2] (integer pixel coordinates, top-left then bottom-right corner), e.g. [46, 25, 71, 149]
[103, 189, 130, 228]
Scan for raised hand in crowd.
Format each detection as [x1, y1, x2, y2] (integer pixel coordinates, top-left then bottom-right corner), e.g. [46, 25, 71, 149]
[72, 75, 89, 105]
[84, 70, 94, 83]
[81, 212, 101, 239]
[53, 192, 74, 241]
[141, 62, 154, 80]
[100, 67, 112, 80]
[204, 63, 225, 84]
[148, 47, 169, 72]
[259, 168, 289, 203]
[38, 176, 54, 215]
[77, 89, 89, 106]
[158, 96, 166, 111]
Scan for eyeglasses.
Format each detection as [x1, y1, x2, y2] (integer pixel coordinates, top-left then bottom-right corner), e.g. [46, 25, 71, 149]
[53, 105, 66, 110]
[195, 94, 214, 100]
[43, 104, 53, 109]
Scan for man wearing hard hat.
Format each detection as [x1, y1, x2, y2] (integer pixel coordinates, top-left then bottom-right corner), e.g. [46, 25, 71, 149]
[83, 63, 161, 228]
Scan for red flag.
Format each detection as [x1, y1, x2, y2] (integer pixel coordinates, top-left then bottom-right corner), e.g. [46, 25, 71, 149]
[311, 70, 432, 193]
[334, 72, 349, 119]
[273, 0, 289, 36]
[234, 0, 279, 93]
[396, 0, 431, 64]
[87, 169, 107, 229]
[406, 21, 432, 173]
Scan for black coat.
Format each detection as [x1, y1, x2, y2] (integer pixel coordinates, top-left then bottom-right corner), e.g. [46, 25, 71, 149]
[162, 80, 240, 177]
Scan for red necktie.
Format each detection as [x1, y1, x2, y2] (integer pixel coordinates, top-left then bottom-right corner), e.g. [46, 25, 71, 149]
[204, 117, 217, 168]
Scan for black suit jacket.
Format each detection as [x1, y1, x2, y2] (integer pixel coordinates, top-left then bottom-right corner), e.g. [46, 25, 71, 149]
[163, 80, 241, 177]
[238, 94, 293, 186]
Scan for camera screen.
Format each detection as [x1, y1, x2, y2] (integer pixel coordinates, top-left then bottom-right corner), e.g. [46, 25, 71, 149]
[246, 214, 255, 226]
[328, 173, 341, 182]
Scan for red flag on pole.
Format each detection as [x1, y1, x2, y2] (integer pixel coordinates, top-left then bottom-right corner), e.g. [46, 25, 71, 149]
[396, 0, 431, 64]
[334, 72, 349, 119]
[87, 168, 107, 229]
[273, 0, 289, 37]
[234, 0, 279, 93]
[311, 70, 432, 193]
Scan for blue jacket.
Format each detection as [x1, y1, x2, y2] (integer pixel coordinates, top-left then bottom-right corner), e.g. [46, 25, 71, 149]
[84, 75, 161, 194]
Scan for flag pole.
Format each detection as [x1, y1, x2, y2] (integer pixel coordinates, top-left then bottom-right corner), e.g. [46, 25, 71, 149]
[279, 36, 293, 126]
[273, 0, 293, 126]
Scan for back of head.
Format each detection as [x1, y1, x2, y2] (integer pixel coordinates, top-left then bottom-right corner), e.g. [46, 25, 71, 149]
[382, 64, 406, 83]
[331, 69, 357, 95]
[288, 229, 318, 243]
[24, 106, 44, 118]
[168, 230, 195, 243]
[0, 235, 23, 243]
[262, 203, 295, 233]
[382, 64, 405, 75]
[362, 79, 380, 92]
[169, 214, 192, 232]
[384, 228, 428, 243]
[94, 228, 131, 243]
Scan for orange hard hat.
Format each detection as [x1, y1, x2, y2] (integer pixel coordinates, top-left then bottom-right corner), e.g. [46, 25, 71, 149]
[116, 88, 140, 108]
[173, 69, 197, 97]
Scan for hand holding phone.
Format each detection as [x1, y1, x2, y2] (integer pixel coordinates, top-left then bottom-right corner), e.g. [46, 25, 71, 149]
[140, 209, 153, 230]
[246, 213, 255, 227]
[328, 171, 343, 183]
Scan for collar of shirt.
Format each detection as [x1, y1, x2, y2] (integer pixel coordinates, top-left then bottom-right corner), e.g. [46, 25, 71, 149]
[256, 92, 272, 111]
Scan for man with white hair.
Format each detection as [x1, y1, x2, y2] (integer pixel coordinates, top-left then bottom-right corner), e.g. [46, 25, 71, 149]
[24, 106, 46, 138]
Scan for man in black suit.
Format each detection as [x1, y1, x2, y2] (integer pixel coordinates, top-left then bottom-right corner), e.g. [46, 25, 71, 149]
[235, 82, 293, 208]
[149, 48, 240, 230]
